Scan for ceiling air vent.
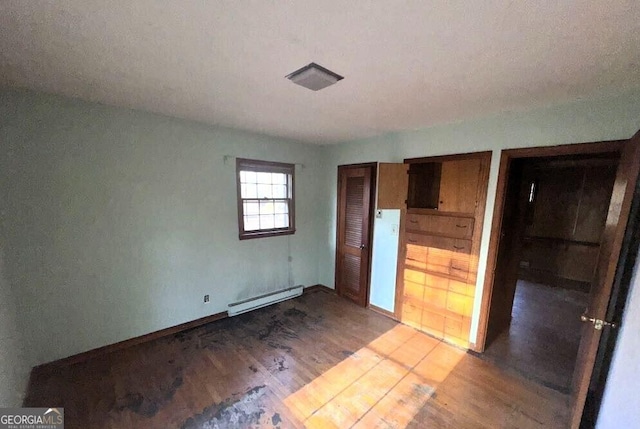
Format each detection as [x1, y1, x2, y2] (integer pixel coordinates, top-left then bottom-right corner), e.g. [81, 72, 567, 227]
[286, 63, 344, 91]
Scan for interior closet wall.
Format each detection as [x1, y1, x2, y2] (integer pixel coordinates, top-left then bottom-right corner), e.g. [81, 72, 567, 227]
[518, 161, 617, 291]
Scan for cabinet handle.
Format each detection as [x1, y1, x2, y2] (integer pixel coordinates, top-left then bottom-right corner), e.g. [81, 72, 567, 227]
[451, 266, 466, 271]
[408, 239, 418, 243]
[409, 219, 418, 223]
[453, 245, 465, 250]
[455, 224, 467, 228]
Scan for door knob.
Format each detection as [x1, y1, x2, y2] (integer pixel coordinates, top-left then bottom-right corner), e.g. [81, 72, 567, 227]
[580, 314, 617, 330]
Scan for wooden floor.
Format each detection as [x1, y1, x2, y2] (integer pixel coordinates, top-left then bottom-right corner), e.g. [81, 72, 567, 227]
[25, 289, 569, 428]
[482, 280, 587, 392]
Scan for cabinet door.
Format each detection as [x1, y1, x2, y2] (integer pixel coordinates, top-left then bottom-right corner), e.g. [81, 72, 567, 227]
[377, 163, 409, 209]
[438, 158, 481, 214]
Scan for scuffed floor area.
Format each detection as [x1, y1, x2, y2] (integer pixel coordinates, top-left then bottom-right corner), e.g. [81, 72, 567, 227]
[25, 289, 569, 428]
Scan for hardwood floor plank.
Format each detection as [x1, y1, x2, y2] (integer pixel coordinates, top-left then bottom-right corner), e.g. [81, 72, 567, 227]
[481, 279, 586, 392]
[24, 290, 569, 428]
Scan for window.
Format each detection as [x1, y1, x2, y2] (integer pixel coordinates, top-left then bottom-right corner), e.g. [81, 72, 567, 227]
[236, 158, 295, 240]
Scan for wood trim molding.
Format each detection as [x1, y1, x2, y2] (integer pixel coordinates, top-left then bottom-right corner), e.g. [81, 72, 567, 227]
[35, 284, 332, 373]
[404, 150, 493, 164]
[303, 284, 336, 294]
[497, 140, 624, 160]
[473, 139, 626, 353]
[35, 310, 228, 372]
[394, 208, 407, 321]
[369, 304, 397, 320]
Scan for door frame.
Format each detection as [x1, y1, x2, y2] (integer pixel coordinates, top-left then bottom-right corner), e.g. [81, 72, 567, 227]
[474, 139, 626, 352]
[334, 162, 377, 307]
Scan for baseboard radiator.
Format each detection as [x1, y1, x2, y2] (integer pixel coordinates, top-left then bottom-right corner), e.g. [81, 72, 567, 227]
[228, 285, 303, 317]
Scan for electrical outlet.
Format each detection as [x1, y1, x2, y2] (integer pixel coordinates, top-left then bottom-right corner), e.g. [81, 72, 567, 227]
[204, 294, 210, 303]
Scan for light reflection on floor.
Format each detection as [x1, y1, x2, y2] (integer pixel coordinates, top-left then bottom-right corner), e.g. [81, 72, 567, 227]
[283, 324, 465, 428]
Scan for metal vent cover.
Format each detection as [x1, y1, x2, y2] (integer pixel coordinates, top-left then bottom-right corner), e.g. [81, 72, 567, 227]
[286, 63, 344, 91]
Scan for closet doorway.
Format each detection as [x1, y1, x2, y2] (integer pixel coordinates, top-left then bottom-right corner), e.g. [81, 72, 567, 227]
[335, 163, 377, 307]
[476, 133, 640, 429]
[482, 153, 618, 391]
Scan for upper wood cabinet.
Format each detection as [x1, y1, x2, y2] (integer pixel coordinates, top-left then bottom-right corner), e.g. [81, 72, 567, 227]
[407, 157, 482, 214]
[377, 163, 409, 209]
[439, 158, 482, 214]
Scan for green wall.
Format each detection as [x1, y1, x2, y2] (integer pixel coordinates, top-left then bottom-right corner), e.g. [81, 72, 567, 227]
[0, 89, 326, 373]
[0, 246, 27, 406]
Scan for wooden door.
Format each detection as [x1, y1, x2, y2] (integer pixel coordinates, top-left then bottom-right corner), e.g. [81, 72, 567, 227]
[335, 164, 375, 306]
[484, 160, 527, 345]
[439, 158, 482, 214]
[377, 163, 408, 209]
[570, 133, 640, 428]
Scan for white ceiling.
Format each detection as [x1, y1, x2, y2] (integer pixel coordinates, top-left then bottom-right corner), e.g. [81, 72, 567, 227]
[1, 1, 639, 144]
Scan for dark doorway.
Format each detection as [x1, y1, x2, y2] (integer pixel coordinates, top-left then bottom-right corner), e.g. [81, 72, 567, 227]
[483, 154, 619, 391]
[476, 134, 640, 428]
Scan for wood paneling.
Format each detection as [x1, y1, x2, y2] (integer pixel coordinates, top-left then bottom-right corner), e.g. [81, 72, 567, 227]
[377, 163, 409, 209]
[516, 161, 617, 289]
[520, 238, 599, 284]
[524, 163, 616, 243]
[527, 166, 584, 239]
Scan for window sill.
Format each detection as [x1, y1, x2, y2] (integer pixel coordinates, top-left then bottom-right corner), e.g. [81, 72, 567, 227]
[239, 229, 296, 240]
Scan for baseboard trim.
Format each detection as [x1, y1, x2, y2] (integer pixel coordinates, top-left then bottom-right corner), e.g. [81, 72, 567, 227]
[369, 304, 397, 320]
[34, 310, 228, 372]
[34, 283, 333, 373]
[303, 284, 336, 294]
